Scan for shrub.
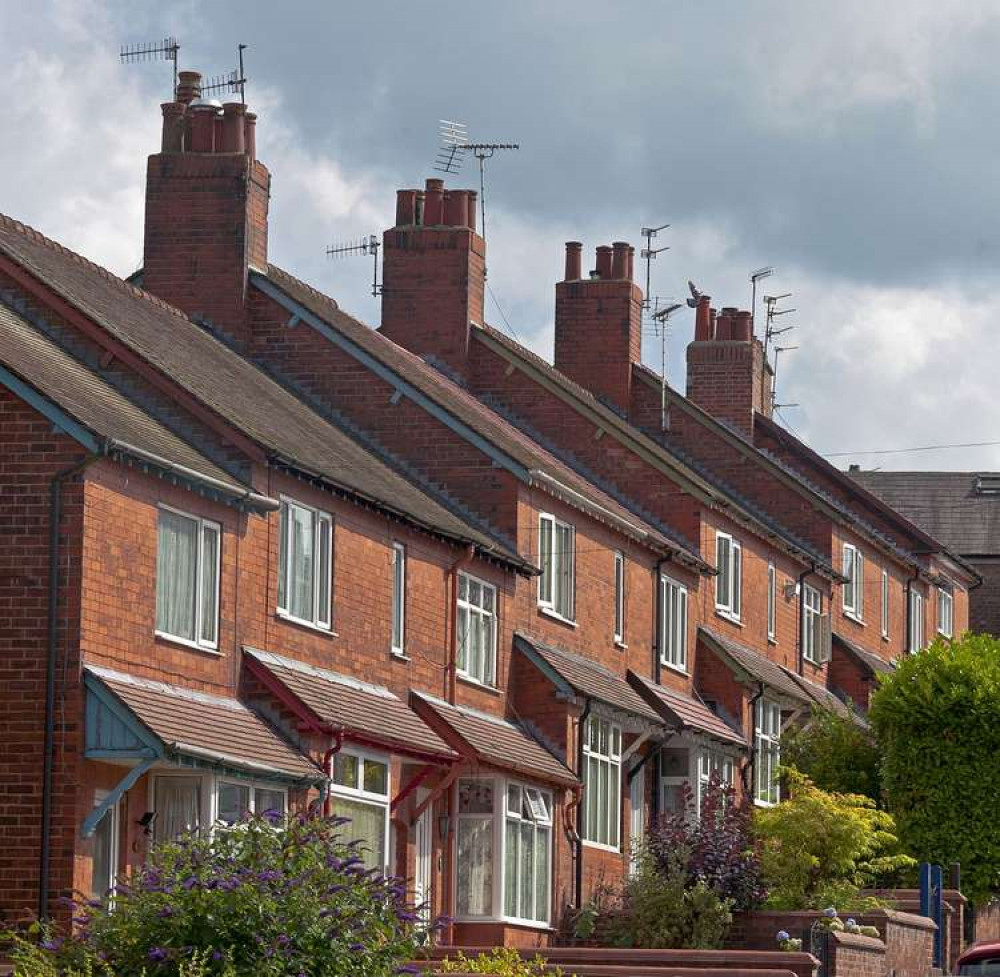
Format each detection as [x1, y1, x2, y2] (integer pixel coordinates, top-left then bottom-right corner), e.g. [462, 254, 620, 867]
[780, 706, 882, 801]
[755, 770, 914, 910]
[869, 633, 1000, 904]
[437, 948, 562, 976]
[5, 813, 424, 977]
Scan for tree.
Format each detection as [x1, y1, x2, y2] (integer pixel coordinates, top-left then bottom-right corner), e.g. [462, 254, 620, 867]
[870, 633, 1000, 904]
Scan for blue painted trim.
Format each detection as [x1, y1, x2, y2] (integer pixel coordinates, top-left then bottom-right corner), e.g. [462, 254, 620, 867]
[512, 636, 576, 698]
[81, 757, 155, 838]
[0, 364, 101, 453]
[85, 748, 158, 760]
[84, 673, 163, 755]
[251, 273, 532, 484]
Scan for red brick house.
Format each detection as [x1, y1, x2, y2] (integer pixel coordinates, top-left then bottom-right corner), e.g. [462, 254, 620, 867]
[0, 70, 975, 948]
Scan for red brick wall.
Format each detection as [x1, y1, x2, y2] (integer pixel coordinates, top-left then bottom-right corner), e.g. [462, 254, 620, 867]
[826, 930, 885, 977]
[685, 336, 768, 438]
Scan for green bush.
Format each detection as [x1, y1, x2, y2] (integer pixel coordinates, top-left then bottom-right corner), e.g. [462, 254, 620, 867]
[5, 813, 423, 977]
[437, 948, 563, 976]
[870, 633, 1000, 903]
[780, 706, 882, 801]
[755, 769, 914, 910]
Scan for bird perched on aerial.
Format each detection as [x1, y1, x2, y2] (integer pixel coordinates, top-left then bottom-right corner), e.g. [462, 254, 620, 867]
[686, 281, 702, 308]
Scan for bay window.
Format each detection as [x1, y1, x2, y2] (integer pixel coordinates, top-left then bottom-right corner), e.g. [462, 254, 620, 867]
[156, 507, 220, 649]
[659, 574, 689, 672]
[278, 498, 332, 630]
[937, 588, 954, 638]
[456, 779, 496, 917]
[538, 514, 575, 621]
[504, 784, 552, 925]
[216, 781, 287, 825]
[582, 716, 621, 849]
[754, 699, 781, 806]
[153, 776, 203, 842]
[842, 543, 864, 620]
[457, 573, 497, 686]
[697, 749, 735, 816]
[715, 532, 742, 620]
[329, 750, 389, 870]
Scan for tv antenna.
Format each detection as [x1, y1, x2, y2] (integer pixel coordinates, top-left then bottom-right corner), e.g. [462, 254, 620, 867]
[200, 45, 249, 105]
[750, 267, 773, 327]
[763, 292, 796, 362]
[120, 37, 180, 99]
[651, 302, 682, 432]
[640, 223, 670, 310]
[325, 235, 381, 298]
[771, 344, 799, 411]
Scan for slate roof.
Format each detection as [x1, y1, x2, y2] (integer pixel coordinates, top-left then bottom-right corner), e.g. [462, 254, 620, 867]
[850, 471, 1000, 557]
[698, 626, 810, 704]
[0, 301, 250, 498]
[243, 648, 456, 761]
[410, 691, 576, 786]
[0, 214, 524, 567]
[513, 632, 664, 726]
[86, 665, 320, 780]
[833, 631, 896, 676]
[627, 671, 746, 746]
[783, 668, 869, 728]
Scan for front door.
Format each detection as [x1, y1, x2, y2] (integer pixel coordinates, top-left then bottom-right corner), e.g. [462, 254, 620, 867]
[414, 788, 433, 920]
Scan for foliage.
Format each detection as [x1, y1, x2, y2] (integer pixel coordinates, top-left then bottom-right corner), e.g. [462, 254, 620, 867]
[775, 929, 802, 952]
[780, 706, 882, 802]
[755, 769, 915, 910]
[5, 813, 425, 977]
[437, 948, 562, 976]
[869, 632, 1000, 904]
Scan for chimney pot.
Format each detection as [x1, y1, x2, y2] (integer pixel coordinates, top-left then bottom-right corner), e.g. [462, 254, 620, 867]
[694, 295, 713, 340]
[466, 191, 478, 233]
[611, 241, 629, 279]
[189, 103, 220, 152]
[396, 189, 417, 226]
[220, 102, 246, 153]
[160, 102, 187, 153]
[175, 71, 202, 105]
[424, 178, 445, 225]
[734, 310, 753, 342]
[564, 241, 583, 281]
[627, 245, 635, 282]
[595, 245, 613, 279]
[244, 112, 257, 160]
[443, 189, 469, 227]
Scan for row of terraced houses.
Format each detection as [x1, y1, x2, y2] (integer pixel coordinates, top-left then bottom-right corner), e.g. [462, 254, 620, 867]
[0, 72, 979, 945]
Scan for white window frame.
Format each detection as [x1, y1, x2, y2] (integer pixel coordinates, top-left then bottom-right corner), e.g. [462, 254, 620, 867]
[802, 584, 823, 664]
[658, 740, 735, 819]
[908, 588, 925, 653]
[613, 551, 626, 646]
[767, 563, 777, 642]
[503, 782, 553, 926]
[937, 587, 954, 638]
[881, 569, 890, 639]
[714, 532, 742, 621]
[277, 497, 333, 631]
[659, 574, 689, 673]
[391, 542, 406, 656]
[538, 513, 576, 622]
[91, 789, 119, 901]
[842, 543, 865, 622]
[696, 748, 735, 818]
[155, 505, 221, 651]
[582, 715, 622, 851]
[328, 747, 391, 870]
[754, 698, 781, 807]
[215, 779, 288, 825]
[457, 572, 498, 687]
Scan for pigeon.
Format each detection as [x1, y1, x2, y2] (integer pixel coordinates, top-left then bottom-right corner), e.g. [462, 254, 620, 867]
[686, 280, 702, 308]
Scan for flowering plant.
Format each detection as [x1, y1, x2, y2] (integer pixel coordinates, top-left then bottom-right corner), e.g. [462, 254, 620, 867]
[775, 930, 802, 952]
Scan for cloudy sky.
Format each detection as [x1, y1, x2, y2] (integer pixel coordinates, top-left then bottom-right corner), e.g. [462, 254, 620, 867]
[4, 0, 1000, 470]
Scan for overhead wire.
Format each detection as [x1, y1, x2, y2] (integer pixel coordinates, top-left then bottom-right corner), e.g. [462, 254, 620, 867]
[824, 439, 1000, 460]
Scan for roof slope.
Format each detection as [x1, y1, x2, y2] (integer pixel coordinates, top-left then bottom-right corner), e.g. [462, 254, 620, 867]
[0, 215, 521, 564]
[698, 626, 810, 704]
[851, 470, 1000, 557]
[833, 631, 896, 677]
[627, 671, 746, 746]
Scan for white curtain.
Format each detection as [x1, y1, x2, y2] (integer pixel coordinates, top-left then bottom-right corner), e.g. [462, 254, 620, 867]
[331, 796, 386, 870]
[154, 777, 202, 841]
[156, 511, 197, 639]
[457, 818, 493, 916]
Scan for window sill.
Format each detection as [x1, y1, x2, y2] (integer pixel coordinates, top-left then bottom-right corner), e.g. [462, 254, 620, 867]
[767, 636, 778, 646]
[538, 606, 577, 628]
[660, 660, 688, 677]
[881, 633, 891, 643]
[614, 639, 628, 650]
[275, 611, 337, 638]
[390, 650, 410, 661]
[451, 916, 555, 933]
[753, 798, 778, 809]
[154, 631, 222, 656]
[714, 609, 743, 627]
[843, 611, 865, 626]
[582, 840, 622, 855]
[457, 674, 503, 696]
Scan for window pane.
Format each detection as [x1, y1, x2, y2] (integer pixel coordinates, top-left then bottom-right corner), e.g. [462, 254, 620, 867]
[457, 817, 493, 916]
[363, 759, 388, 796]
[732, 543, 742, 617]
[539, 518, 553, 604]
[316, 516, 331, 627]
[278, 503, 289, 611]
[333, 753, 359, 789]
[458, 780, 494, 815]
[254, 788, 285, 816]
[199, 523, 219, 645]
[330, 796, 386, 870]
[457, 606, 469, 671]
[504, 818, 518, 918]
[392, 546, 405, 650]
[536, 825, 550, 922]
[289, 504, 314, 621]
[716, 535, 730, 606]
[519, 821, 534, 919]
[157, 510, 198, 640]
[154, 777, 201, 841]
[217, 783, 250, 825]
[91, 800, 116, 900]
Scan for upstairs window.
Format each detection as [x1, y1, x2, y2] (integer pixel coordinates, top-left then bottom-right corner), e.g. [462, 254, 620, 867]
[767, 564, 777, 641]
[582, 716, 621, 850]
[908, 589, 925, 653]
[156, 507, 220, 650]
[457, 573, 497, 687]
[614, 551, 626, 645]
[754, 699, 781, 806]
[278, 498, 332, 630]
[842, 543, 864, 621]
[538, 514, 575, 621]
[881, 569, 890, 639]
[659, 575, 689, 672]
[715, 532, 742, 621]
[937, 587, 954, 638]
[391, 542, 406, 655]
[802, 584, 828, 664]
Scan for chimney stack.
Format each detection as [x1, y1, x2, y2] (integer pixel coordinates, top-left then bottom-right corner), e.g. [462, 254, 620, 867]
[553, 241, 644, 414]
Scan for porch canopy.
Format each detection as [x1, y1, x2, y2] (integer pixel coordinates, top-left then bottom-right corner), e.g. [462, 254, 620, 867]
[833, 631, 897, 677]
[627, 671, 746, 747]
[83, 665, 321, 836]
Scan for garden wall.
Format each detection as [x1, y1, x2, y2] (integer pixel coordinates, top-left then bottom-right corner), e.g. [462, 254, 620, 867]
[976, 900, 1000, 943]
[866, 886, 966, 973]
[825, 930, 884, 977]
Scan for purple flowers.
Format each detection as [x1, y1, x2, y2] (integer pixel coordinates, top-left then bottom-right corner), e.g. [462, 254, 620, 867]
[776, 929, 791, 942]
[148, 947, 169, 962]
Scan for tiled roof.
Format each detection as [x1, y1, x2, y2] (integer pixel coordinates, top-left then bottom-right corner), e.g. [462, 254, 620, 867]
[627, 671, 746, 746]
[256, 265, 705, 567]
[832, 631, 896, 676]
[513, 632, 664, 726]
[851, 470, 1000, 557]
[0, 301, 249, 498]
[410, 690, 576, 787]
[86, 665, 320, 780]
[243, 648, 456, 761]
[782, 667, 870, 728]
[0, 214, 523, 567]
[698, 626, 810, 704]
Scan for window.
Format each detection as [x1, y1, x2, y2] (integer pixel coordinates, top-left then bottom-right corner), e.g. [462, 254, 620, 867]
[659, 747, 690, 816]
[842, 544, 864, 620]
[802, 584, 824, 664]
[937, 588, 954, 638]
[582, 716, 621, 849]
[329, 750, 389, 870]
[659, 575, 689, 672]
[697, 749, 735, 817]
[156, 508, 220, 649]
[391, 542, 406, 655]
[153, 776, 203, 842]
[908, 589, 925, 653]
[614, 551, 625, 645]
[504, 784, 552, 925]
[767, 564, 777, 641]
[715, 532, 742, 620]
[457, 573, 497, 686]
[278, 498, 332, 629]
[538, 514, 575, 620]
[456, 779, 495, 917]
[91, 791, 118, 901]
[881, 569, 890, 639]
[216, 782, 287, 825]
[754, 699, 781, 806]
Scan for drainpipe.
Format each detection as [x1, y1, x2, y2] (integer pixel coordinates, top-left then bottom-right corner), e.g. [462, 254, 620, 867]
[447, 545, 476, 704]
[744, 681, 766, 802]
[40, 453, 97, 921]
[574, 698, 593, 910]
[796, 563, 815, 675]
[321, 729, 346, 818]
[654, 557, 671, 685]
